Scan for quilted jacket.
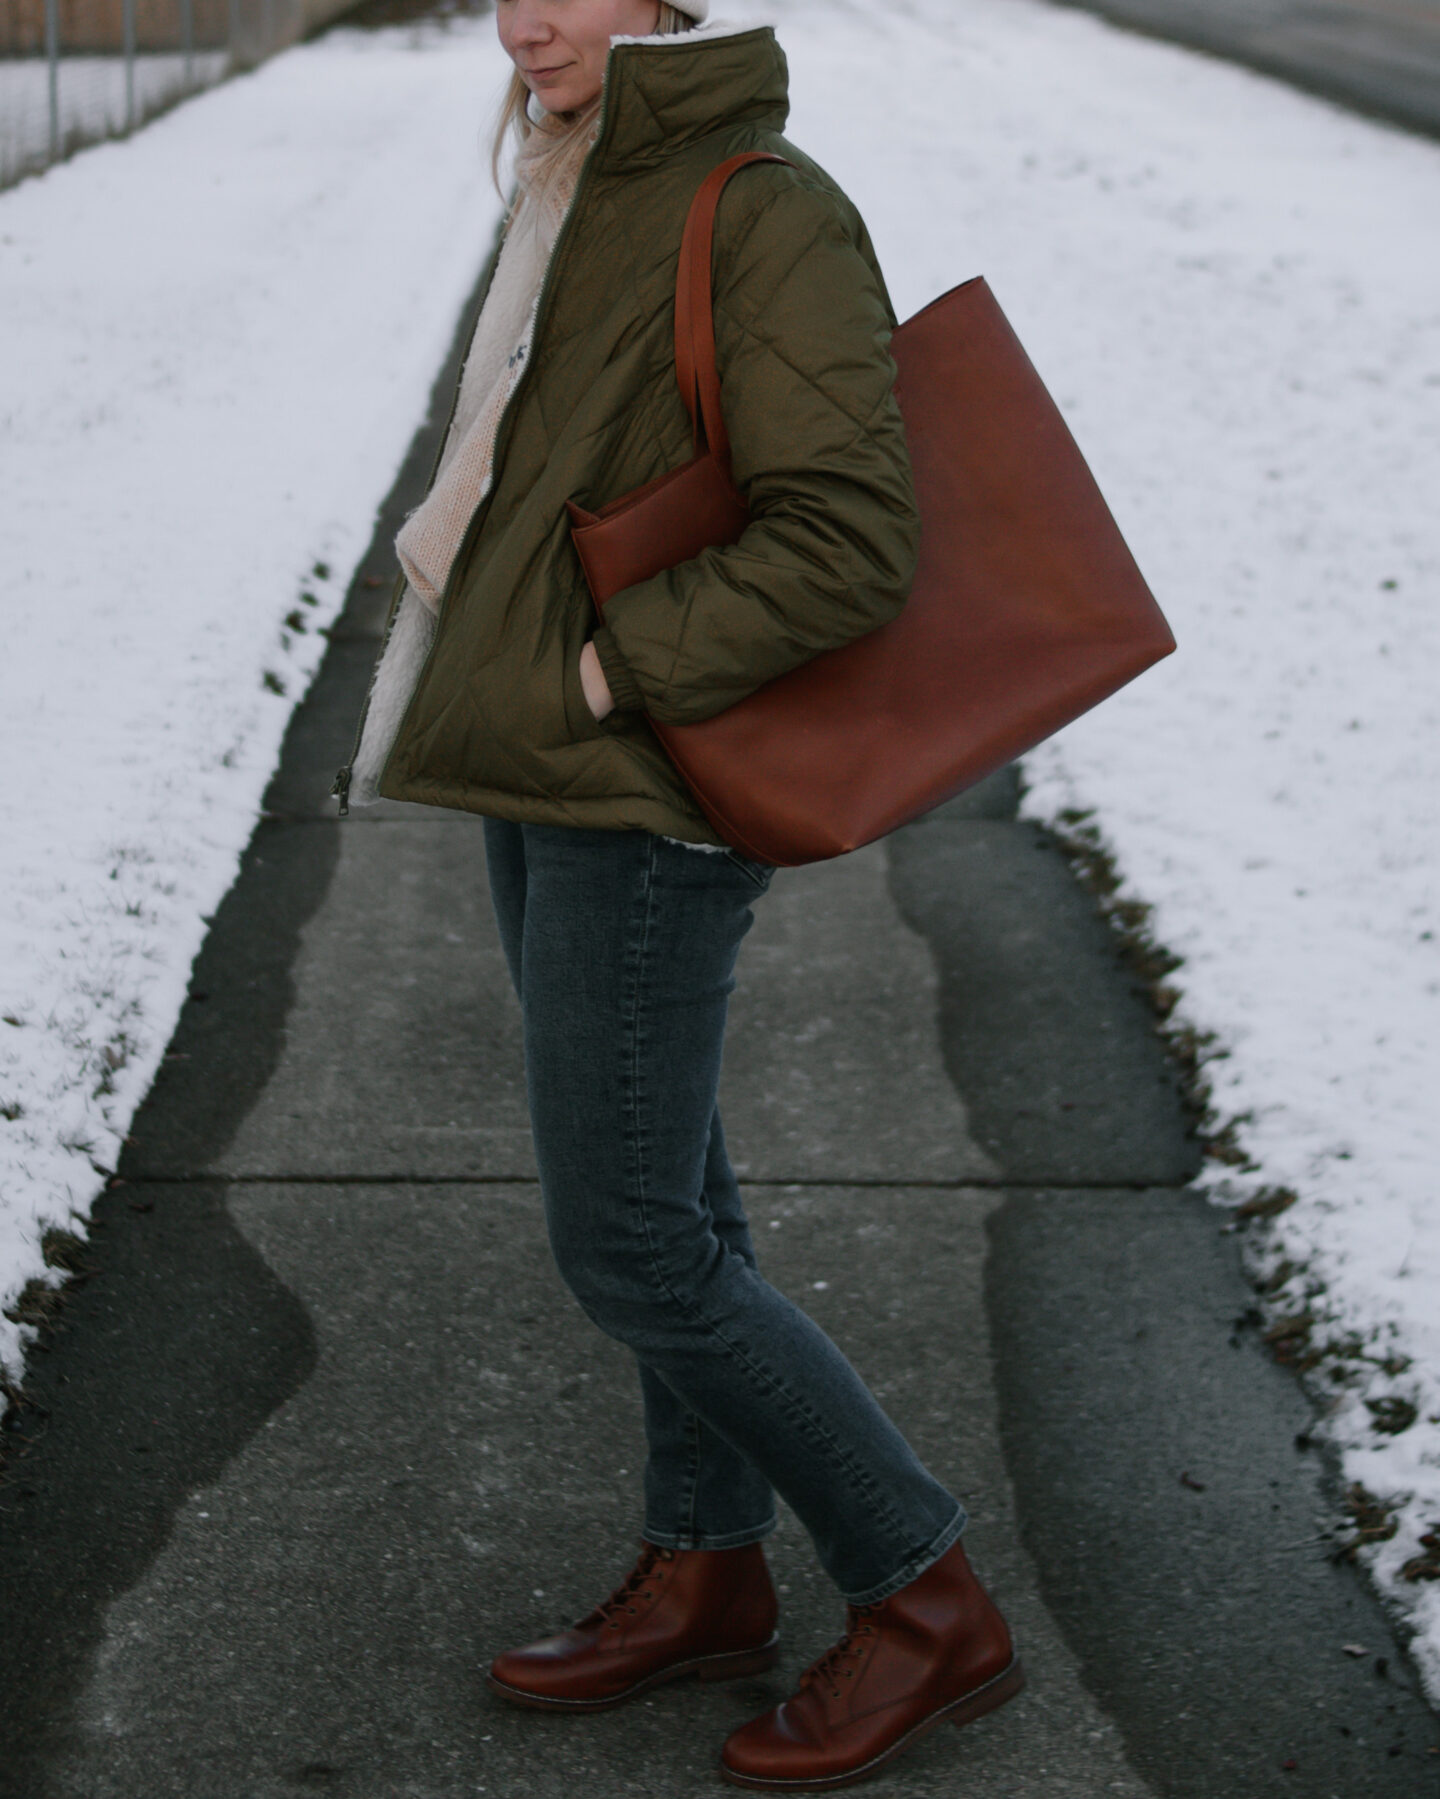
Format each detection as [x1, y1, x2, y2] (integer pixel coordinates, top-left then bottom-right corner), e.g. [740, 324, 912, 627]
[357, 22, 920, 844]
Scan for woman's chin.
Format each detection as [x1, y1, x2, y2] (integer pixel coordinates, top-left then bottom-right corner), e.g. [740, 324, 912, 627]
[527, 75, 598, 116]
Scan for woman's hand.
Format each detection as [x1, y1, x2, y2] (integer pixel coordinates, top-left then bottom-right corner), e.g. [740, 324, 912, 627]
[579, 639, 615, 721]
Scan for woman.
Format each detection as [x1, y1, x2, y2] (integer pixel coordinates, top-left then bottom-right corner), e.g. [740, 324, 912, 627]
[336, 0, 1023, 1786]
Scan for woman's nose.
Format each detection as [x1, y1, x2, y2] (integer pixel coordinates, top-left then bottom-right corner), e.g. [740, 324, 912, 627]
[506, 0, 554, 45]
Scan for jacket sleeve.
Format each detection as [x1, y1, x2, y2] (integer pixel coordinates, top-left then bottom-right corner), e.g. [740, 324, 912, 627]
[588, 168, 920, 726]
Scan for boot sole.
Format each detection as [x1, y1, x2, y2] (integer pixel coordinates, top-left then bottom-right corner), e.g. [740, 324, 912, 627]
[720, 1654, 1027, 1791]
[486, 1632, 782, 1713]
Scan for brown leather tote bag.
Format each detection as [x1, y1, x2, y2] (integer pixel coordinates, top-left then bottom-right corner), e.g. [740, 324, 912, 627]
[567, 152, 1176, 867]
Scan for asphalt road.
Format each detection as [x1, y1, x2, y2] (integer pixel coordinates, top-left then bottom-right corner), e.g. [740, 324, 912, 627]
[1, 258, 1438, 1799]
[1050, 0, 1440, 140]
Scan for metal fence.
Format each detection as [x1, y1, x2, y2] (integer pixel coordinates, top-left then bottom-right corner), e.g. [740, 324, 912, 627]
[1, 0, 307, 189]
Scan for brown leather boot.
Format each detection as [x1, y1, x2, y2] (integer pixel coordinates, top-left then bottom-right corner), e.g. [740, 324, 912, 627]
[487, 1540, 780, 1711]
[720, 1540, 1023, 1790]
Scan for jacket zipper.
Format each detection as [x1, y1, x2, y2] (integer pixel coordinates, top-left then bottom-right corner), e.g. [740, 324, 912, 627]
[331, 85, 615, 818]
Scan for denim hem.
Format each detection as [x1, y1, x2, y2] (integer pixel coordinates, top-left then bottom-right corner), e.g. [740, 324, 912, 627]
[642, 1514, 779, 1553]
[840, 1502, 968, 1607]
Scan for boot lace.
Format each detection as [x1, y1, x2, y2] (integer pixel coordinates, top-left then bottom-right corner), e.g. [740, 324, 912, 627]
[801, 1603, 883, 1699]
[592, 1543, 677, 1631]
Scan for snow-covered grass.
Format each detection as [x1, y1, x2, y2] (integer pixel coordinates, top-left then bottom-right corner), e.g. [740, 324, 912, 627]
[3, 0, 1438, 1702]
[0, 14, 506, 1368]
[739, 0, 1440, 1696]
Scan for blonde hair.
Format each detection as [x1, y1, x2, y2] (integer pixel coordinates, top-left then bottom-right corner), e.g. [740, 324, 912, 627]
[490, 4, 697, 197]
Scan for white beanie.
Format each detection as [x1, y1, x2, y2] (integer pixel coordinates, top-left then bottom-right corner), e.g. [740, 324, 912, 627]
[667, 0, 711, 19]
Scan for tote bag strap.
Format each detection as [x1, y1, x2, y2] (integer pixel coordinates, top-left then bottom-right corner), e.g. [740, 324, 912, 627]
[674, 151, 796, 472]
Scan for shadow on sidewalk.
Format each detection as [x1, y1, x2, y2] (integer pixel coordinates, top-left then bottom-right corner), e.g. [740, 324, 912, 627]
[0, 242, 495, 1793]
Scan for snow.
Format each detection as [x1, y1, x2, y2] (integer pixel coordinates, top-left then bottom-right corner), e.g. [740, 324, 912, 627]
[0, 14, 507, 1365]
[3, 0, 1439, 1700]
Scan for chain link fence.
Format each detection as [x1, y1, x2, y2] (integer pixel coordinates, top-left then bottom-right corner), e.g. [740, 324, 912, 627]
[2, 0, 491, 191]
[1, 0, 313, 190]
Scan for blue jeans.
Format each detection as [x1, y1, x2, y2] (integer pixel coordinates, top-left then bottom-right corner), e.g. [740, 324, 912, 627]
[483, 820, 965, 1604]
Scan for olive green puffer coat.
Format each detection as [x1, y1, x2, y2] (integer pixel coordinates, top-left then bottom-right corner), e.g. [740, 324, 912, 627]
[363, 23, 920, 845]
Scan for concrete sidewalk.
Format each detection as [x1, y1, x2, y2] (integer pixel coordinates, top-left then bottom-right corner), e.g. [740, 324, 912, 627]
[1, 281, 1437, 1799]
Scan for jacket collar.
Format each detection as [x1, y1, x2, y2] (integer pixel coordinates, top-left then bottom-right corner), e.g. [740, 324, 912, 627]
[593, 22, 789, 174]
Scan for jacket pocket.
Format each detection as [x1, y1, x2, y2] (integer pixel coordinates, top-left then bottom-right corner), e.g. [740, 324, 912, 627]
[560, 636, 610, 742]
